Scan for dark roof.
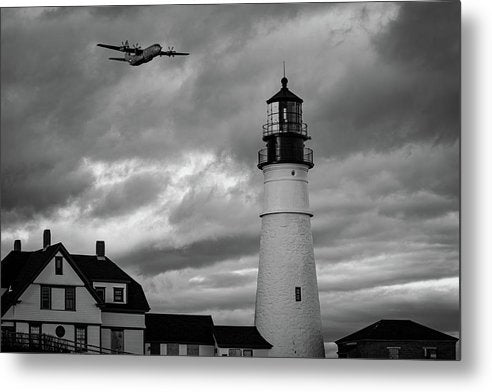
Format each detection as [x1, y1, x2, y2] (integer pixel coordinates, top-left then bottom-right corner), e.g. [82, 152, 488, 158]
[1, 243, 150, 316]
[145, 313, 215, 345]
[266, 77, 303, 104]
[71, 254, 150, 313]
[213, 326, 272, 349]
[335, 320, 459, 344]
[2, 244, 62, 315]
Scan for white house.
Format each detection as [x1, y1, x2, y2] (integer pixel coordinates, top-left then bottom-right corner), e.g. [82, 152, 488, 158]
[1, 230, 150, 354]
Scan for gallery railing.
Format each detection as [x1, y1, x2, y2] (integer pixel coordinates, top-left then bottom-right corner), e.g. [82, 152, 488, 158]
[258, 147, 313, 168]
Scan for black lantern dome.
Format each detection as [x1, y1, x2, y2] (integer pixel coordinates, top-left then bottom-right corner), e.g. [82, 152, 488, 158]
[258, 77, 313, 169]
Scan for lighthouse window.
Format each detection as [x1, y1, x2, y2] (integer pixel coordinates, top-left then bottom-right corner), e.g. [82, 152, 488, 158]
[295, 287, 302, 301]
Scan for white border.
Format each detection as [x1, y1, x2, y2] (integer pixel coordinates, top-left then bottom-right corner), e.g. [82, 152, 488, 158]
[1, 0, 491, 391]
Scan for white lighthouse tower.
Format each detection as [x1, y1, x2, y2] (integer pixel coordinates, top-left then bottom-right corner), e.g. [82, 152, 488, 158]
[254, 76, 325, 358]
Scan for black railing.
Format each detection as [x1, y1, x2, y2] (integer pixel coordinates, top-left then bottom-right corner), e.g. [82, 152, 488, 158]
[262, 122, 308, 138]
[257, 147, 313, 169]
[1, 330, 133, 354]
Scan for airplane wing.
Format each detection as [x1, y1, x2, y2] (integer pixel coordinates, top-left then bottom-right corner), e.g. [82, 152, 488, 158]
[97, 43, 139, 54]
[159, 50, 190, 57]
[108, 58, 127, 62]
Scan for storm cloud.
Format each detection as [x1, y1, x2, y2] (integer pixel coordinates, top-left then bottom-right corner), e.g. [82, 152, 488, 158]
[1, 2, 460, 349]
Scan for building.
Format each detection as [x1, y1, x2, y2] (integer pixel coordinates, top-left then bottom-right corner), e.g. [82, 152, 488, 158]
[144, 313, 216, 356]
[144, 314, 272, 358]
[254, 76, 325, 358]
[1, 230, 150, 354]
[214, 326, 272, 357]
[335, 319, 459, 360]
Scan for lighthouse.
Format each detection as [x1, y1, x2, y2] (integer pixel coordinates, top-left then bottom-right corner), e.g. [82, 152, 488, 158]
[254, 76, 325, 358]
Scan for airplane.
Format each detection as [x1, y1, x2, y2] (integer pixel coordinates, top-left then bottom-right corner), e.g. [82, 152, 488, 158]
[97, 40, 189, 66]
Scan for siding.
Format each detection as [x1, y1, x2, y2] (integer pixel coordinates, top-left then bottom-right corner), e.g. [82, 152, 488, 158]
[42, 323, 75, 342]
[16, 322, 29, 334]
[34, 252, 84, 286]
[338, 340, 457, 360]
[199, 345, 215, 357]
[101, 327, 144, 354]
[87, 325, 100, 348]
[101, 328, 111, 353]
[124, 329, 144, 355]
[2, 285, 101, 324]
[101, 312, 145, 329]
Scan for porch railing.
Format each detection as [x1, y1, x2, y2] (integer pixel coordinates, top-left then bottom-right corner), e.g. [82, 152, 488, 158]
[1, 330, 133, 354]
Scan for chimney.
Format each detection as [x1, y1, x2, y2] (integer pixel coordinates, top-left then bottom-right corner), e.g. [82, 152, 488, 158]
[43, 229, 51, 250]
[14, 239, 21, 251]
[96, 241, 105, 260]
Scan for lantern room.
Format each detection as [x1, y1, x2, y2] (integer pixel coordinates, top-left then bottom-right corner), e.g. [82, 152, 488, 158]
[258, 77, 313, 169]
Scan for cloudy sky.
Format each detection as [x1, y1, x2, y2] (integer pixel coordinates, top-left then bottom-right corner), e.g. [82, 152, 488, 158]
[1, 1, 460, 357]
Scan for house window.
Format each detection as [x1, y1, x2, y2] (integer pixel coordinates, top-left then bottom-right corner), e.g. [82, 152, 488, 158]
[187, 344, 199, 356]
[424, 347, 437, 359]
[95, 287, 105, 302]
[55, 325, 65, 338]
[387, 347, 400, 359]
[150, 342, 160, 355]
[167, 343, 179, 356]
[40, 286, 51, 309]
[55, 256, 63, 275]
[243, 349, 253, 357]
[65, 287, 76, 310]
[295, 286, 302, 302]
[228, 348, 242, 357]
[75, 326, 87, 352]
[29, 323, 41, 349]
[113, 287, 124, 302]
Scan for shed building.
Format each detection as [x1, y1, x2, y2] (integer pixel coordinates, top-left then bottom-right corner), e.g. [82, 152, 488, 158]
[335, 319, 458, 360]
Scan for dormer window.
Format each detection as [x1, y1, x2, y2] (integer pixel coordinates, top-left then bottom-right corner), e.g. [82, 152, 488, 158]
[113, 287, 124, 302]
[55, 256, 63, 275]
[95, 287, 105, 302]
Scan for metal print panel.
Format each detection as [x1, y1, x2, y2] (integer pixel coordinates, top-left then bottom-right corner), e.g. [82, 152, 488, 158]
[0, 1, 460, 359]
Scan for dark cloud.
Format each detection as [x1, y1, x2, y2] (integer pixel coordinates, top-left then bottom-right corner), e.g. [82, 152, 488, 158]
[189, 271, 256, 290]
[89, 172, 166, 219]
[322, 278, 459, 341]
[310, 1, 460, 159]
[119, 233, 259, 275]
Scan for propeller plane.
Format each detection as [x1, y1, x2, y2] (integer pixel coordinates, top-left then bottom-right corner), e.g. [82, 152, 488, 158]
[97, 40, 189, 66]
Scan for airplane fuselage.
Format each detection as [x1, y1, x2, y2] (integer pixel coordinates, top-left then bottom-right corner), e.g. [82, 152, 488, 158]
[98, 41, 189, 66]
[126, 44, 162, 66]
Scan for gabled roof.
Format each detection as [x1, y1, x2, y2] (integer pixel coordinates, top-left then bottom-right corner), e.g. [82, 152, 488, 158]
[1, 243, 80, 316]
[335, 320, 459, 344]
[71, 254, 150, 313]
[213, 326, 272, 349]
[1, 243, 150, 316]
[145, 313, 215, 345]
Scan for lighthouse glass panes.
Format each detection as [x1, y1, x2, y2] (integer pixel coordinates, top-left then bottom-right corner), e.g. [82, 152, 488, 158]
[265, 101, 304, 136]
